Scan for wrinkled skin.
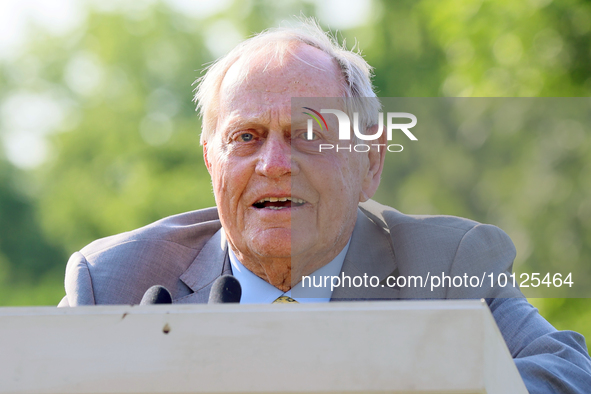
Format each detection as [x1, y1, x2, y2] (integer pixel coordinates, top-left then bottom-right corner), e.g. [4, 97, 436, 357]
[204, 43, 385, 291]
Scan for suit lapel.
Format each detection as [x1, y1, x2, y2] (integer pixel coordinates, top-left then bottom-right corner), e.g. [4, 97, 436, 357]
[177, 228, 231, 303]
[331, 209, 399, 301]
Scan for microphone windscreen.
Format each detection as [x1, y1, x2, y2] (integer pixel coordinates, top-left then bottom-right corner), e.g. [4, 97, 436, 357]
[209, 275, 242, 304]
[140, 285, 172, 305]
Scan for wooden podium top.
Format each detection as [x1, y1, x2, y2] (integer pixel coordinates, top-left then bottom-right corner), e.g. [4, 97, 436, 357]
[0, 300, 527, 394]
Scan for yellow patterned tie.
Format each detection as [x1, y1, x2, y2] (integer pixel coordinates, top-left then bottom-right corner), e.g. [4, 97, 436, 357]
[273, 295, 299, 304]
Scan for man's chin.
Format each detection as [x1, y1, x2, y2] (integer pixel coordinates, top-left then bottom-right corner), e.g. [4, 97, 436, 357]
[247, 230, 292, 258]
[246, 233, 317, 260]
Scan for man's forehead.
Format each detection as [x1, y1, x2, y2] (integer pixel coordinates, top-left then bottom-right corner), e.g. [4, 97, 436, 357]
[219, 43, 344, 102]
[217, 94, 292, 126]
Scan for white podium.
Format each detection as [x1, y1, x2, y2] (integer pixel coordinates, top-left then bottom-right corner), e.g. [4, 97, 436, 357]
[0, 300, 527, 394]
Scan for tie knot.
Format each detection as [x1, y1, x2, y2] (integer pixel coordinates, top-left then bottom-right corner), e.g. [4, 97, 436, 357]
[273, 295, 299, 304]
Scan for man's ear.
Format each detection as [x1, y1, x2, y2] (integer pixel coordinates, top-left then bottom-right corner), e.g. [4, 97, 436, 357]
[359, 124, 387, 202]
[203, 142, 213, 175]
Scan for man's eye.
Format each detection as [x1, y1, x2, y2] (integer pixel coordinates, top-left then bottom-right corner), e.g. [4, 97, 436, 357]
[300, 131, 319, 141]
[239, 133, 254, 142]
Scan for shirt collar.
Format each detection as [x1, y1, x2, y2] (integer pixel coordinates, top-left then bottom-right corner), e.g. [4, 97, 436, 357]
[228, 240, 350, 304]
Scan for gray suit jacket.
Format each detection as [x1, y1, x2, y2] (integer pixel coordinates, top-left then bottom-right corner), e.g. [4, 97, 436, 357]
[59, 200, 591, 393]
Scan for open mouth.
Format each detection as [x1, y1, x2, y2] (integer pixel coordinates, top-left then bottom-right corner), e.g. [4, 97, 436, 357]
[253, 197, 306, 210]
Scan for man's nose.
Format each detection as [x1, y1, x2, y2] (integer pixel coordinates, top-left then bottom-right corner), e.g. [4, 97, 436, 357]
[255, 137, 294, 178]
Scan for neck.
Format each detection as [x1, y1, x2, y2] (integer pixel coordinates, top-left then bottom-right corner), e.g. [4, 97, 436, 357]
[231, 248, 343, 292]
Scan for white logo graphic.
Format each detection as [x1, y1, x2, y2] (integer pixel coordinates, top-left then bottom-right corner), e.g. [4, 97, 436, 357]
[305, 109, 417, 153]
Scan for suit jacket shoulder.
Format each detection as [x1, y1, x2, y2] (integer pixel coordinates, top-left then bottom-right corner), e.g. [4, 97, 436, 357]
[61, 207, 225, 306]
[357, 199, 521, 299]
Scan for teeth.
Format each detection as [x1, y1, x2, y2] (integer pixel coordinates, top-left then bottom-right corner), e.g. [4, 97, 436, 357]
[255, 197, 306, 204]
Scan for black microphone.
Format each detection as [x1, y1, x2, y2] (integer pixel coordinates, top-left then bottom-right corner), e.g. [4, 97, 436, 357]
[208, 275, 242, 303]
[140, 285, 172, 305]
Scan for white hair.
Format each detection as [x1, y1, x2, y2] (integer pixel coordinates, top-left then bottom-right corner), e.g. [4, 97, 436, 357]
[193, 19, 380, 145]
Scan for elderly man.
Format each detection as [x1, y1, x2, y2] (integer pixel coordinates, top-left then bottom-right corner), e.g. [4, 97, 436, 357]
[59, 22, 591, 392]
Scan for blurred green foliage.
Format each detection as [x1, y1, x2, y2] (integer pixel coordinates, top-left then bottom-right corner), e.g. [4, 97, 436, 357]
[0, 0, 589, 347]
